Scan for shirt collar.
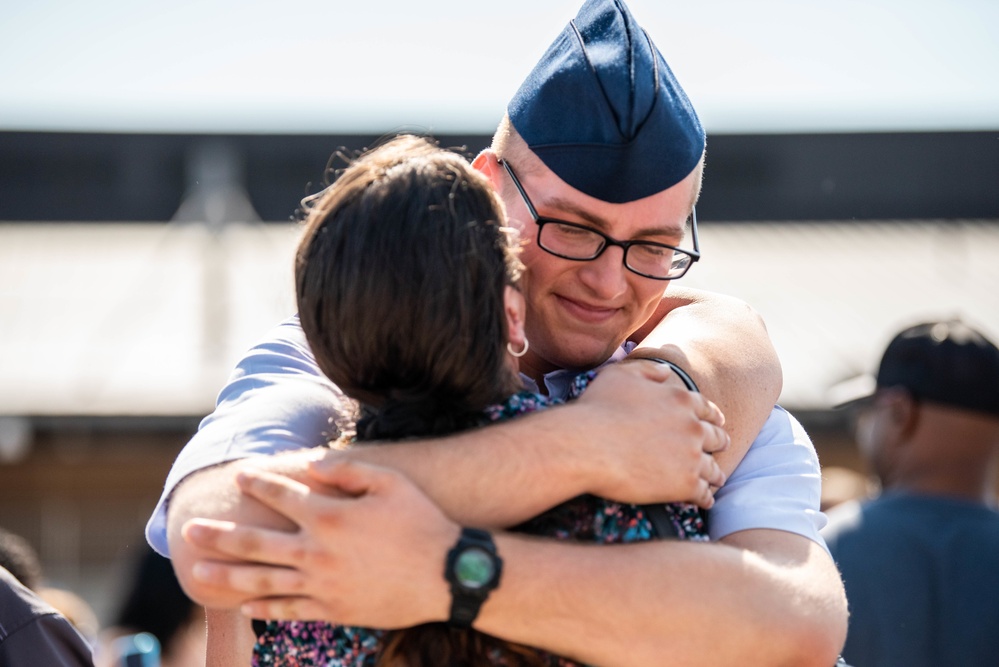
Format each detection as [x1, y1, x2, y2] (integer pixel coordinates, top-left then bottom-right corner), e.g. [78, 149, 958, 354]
[519, 342, 634, 400]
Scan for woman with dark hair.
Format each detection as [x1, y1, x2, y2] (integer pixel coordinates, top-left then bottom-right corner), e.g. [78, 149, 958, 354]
[252, 134, 707, 667]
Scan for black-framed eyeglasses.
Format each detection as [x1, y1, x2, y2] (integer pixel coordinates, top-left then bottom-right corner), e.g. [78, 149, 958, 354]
[499, 158, 700, 281]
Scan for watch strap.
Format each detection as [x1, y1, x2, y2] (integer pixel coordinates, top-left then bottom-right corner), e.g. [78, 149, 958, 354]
[448, 589, 482, 629]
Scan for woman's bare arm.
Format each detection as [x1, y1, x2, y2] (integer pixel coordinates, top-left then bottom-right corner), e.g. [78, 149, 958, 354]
[169, 360, 729, 608]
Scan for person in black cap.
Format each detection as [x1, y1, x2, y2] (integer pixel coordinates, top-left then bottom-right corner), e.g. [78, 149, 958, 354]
[822, 318, 999, 667]
[157, 1, 847, 665]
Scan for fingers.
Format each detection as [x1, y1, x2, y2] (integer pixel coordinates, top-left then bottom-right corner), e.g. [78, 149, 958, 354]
[686, 449, 725, 510]
[688, 393, 729, 460]
[190, 560, 307, 598]
[692, 393, 726, 428]
[621, 356, 679, 383]
[694, 480, 716, 510]
[697, 417, 727, 509]
[236, 469, 315, 522]
[696, 460, 723, 510]
[307, 458, 397, 497]
[182, 518, 304, 566]
[306, 453, 356, 487]
[697, 419, 729, 456]
[619, 360, 729, 435]
[702, 448, 726, 487]
[703, 452, 726, 490]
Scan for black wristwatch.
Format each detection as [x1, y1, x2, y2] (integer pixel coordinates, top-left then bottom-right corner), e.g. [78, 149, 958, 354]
[444, 527, 503, 628]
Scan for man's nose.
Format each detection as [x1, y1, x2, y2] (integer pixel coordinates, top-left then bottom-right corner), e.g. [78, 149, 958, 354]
[577, 245, 628, 299]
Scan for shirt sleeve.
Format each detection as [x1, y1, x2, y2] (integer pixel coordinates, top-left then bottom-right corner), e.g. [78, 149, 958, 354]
[0, 614, 95, 667]
[707, 406, 829, 549]
[145, 315, 349, 557]
[0, 572, 95, 667]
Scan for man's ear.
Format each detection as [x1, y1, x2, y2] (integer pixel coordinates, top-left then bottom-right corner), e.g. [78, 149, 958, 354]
[503, 285, 527, 350]
[881, 387, 920, 440]
[472, 150, 503, 188]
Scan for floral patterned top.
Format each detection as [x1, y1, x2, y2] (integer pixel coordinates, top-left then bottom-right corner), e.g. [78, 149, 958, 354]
[252, 371, 708, 667]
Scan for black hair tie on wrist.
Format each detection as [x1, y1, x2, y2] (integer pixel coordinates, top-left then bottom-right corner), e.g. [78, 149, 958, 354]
[635, 357, 699, 393]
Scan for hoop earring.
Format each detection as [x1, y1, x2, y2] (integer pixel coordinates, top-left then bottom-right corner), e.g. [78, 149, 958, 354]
[507, 339, 529, 358]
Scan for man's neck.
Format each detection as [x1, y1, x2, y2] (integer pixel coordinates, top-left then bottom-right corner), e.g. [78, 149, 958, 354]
[518, 344, 633, 397]
[885, 473, 997, 506]
[518, 354, 559, 396]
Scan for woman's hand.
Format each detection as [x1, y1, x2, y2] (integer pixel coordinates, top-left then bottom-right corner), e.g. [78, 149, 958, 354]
[573, 360, 728, 509]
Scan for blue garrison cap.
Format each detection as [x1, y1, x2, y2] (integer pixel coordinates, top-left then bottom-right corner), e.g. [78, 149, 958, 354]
[508, 0, 704, 204]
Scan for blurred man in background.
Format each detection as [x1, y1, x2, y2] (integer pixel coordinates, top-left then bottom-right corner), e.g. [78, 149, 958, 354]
[823, 318, 999, 667]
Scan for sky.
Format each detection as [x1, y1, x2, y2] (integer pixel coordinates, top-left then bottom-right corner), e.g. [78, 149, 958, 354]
[1, 0, 997, 135]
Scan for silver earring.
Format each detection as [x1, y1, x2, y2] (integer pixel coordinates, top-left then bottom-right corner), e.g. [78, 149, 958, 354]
[507, 339, 529, 358]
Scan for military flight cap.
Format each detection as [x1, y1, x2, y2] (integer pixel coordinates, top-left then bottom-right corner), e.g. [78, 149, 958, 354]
[508, 0, 705, 204]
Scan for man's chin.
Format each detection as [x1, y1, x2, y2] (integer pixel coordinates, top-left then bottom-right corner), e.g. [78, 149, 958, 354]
[528, 319, 628, 371]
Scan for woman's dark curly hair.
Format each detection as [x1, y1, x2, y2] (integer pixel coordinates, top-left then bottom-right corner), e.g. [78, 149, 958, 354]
[295, 135, 542, 666]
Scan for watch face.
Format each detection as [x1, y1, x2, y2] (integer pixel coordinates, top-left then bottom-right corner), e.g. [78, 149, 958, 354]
[455, 546, 495, 589]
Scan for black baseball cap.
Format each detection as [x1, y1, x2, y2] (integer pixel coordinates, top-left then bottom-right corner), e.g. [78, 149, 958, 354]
[831, 319, 999, 417]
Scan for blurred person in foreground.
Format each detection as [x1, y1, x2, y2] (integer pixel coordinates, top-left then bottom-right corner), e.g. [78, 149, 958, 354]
[152, 0, 847, 665]
[0, 526, 100, 649]
[0, 527, 43, 592]
[823, 318, 999, 667]
[0, 565, 94, 666]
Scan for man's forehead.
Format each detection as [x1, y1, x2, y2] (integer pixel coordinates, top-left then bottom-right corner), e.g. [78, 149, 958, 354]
[540, 193, 690, 239]
[515, 152, 700, 238]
